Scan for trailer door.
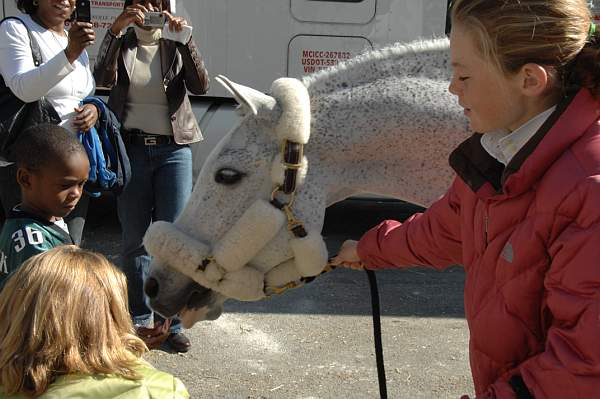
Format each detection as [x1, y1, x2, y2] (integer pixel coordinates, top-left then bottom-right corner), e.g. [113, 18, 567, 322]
[288, 0, 375, 78]
[291, 0, 376, 24]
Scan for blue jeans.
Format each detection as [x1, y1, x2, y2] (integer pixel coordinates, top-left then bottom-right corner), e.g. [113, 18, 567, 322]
[117, 141, 193, 333]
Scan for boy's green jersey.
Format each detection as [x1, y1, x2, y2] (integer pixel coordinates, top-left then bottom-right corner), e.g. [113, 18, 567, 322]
[0, 208, 73, 287]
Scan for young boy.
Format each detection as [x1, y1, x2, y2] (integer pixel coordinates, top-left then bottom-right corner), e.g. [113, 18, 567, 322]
[0, 124, 89, 287]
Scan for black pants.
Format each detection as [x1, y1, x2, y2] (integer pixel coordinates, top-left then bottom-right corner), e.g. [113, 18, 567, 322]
[0, 164, 89, 245]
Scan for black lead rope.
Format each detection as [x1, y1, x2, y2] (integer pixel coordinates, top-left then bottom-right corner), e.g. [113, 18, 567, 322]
[366, 269, 388, 399]
[319, 258, 388, 398]
[271, 139, 388, 395]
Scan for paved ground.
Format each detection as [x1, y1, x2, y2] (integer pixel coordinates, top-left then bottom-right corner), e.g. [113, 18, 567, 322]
[83, 197, 474, 399]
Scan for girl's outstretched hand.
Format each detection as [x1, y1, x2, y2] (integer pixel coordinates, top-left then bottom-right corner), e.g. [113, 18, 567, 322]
[331, 240, 365, 270]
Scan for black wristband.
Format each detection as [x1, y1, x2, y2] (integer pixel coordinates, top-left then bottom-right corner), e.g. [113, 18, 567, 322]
[508, 375, 534, 399]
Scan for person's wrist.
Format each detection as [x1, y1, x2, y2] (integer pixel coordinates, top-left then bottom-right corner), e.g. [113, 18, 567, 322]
[64, 47, 78, 63]
[110, 24, 124, 36]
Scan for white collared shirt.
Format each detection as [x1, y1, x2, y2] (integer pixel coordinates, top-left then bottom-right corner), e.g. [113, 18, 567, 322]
[481, 106, 557, 165]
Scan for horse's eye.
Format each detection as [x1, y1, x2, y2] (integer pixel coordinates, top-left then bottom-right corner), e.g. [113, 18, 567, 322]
[214, 168, 245, 185]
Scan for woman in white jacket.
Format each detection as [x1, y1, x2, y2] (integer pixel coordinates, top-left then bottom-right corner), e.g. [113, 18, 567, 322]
[0, 0, 96, 244]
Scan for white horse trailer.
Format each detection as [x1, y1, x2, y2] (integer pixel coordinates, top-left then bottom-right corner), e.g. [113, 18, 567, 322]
[1, 0, 454, 177]
[3, 1, 600, 177]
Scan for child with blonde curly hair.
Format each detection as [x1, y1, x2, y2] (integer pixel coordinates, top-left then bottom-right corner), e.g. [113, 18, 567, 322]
[0, 245, 189, 398]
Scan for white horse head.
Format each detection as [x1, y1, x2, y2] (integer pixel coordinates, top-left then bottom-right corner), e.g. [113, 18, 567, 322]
[142, 37, 470, 327]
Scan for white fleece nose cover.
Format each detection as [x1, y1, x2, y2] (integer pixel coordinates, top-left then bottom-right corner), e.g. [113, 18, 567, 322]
[290, 229, 329, 277]
[144, 221, 211, 276]
[144, 201, 289, 301]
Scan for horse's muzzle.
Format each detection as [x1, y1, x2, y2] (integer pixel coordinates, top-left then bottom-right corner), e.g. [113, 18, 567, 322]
[144, 276, 215, 319]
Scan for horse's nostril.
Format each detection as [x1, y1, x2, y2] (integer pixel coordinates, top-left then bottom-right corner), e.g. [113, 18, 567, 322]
[144, 277, 159, 299]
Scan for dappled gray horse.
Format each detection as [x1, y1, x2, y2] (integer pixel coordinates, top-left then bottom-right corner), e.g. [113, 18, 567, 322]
[142, 37, 469, 327]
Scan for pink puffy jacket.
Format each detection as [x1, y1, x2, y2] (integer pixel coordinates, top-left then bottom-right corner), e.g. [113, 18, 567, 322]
[357, 89, 600, 398]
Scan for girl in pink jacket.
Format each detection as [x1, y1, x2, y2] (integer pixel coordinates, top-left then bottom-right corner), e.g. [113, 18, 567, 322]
[333, 0, 600, 398]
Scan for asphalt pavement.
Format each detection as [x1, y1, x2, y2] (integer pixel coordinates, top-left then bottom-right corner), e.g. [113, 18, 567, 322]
[83, 197, 474, 399]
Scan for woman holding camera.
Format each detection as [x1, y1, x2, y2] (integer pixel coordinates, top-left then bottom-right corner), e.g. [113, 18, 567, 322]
[0, 0, 97, 244]
[94, 0, 209, 353]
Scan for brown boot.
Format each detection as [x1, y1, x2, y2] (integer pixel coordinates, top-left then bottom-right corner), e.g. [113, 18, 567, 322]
[165, 332, 191, 353]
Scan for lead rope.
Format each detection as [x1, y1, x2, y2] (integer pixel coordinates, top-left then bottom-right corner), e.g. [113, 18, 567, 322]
[315, 258, 386, 398]
[272, 175, 388, 397]
[366, 269, 388, 399]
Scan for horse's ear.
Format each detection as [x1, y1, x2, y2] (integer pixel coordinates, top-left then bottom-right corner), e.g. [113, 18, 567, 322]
[215, 75, 277, 117]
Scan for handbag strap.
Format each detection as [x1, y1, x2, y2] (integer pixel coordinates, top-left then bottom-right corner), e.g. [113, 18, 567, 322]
[0, 16, 43, 66]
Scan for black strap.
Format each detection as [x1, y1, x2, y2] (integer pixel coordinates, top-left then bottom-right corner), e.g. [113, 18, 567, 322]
[366, 269, 388, 399]
[508, 375, 534, 399]
[0, 17, 43, 66]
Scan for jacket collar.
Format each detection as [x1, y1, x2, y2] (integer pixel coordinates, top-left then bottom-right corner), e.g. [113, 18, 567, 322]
[450, 88, 600, 199]
[481, 106, 556, 166]
[122, 28, 178, 84]
[133, 25, 162, 44]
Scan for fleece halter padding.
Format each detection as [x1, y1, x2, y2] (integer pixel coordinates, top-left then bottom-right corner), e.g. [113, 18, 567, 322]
[144, 220, 267, 301]
[213, 200, 286, 272]
[144, 78, 329, 301]
[271, 78, 311, 144]
[289, 229, 329, 277]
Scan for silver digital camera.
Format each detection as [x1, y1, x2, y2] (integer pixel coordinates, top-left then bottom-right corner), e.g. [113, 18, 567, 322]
[143, 12, 166, 28]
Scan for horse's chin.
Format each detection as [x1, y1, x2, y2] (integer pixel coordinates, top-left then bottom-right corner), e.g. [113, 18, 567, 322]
[178, 305, 222, 328]
[175, 289, 225, 328]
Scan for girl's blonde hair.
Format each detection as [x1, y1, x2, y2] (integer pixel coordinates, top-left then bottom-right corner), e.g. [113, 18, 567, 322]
[0, 246, 147, 397]
[451, 0, 600, 97]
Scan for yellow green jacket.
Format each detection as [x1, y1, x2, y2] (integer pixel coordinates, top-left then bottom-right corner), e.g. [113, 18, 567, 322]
[0, 361, 189, 399]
